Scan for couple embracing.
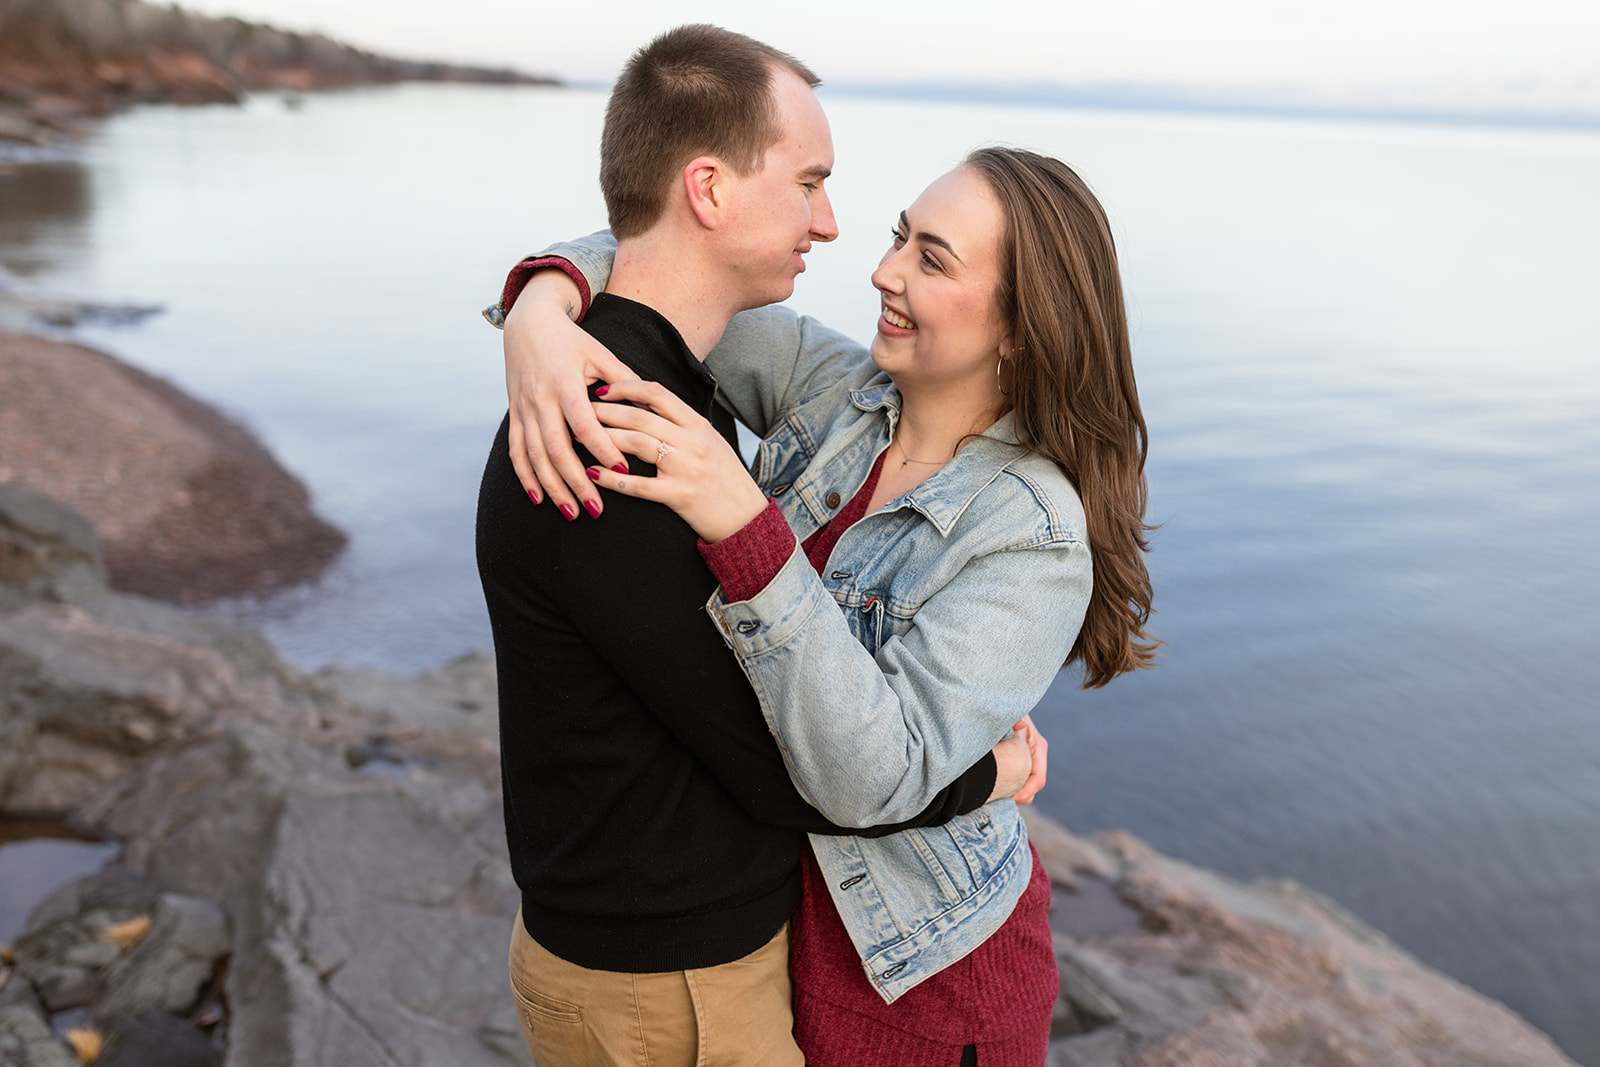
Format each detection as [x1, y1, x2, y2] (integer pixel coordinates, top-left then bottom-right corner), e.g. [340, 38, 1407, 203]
[475, 24, 1155, 1067]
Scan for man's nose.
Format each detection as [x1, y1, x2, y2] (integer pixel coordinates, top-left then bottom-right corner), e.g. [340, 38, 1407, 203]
[811, 187, 839, 243]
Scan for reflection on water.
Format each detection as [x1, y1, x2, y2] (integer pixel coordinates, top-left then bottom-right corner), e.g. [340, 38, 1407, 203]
[0, 817, 119, 944]
[0, 163, 91, 280]
[0, 86, 1597, 1061]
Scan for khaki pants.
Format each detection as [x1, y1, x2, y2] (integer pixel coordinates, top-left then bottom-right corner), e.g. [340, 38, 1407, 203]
[508, 911, 805, 1067]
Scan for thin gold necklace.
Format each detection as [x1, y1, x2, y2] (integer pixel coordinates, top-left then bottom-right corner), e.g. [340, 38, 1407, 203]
[889, 433, 947, 470]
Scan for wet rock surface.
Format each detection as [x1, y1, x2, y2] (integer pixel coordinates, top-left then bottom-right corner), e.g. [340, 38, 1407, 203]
[0, 487, 1582, 1066]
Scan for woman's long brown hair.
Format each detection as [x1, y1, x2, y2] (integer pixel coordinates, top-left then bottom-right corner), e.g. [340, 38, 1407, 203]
[966, 147, 1158, 687]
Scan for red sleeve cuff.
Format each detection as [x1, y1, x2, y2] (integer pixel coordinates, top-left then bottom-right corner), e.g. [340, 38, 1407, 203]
[500, 256, 593, 323]
[697, 500, 797, 603]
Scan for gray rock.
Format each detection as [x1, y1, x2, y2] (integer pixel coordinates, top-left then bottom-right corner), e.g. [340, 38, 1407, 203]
[311, 648, 498, 742]
[0, 977, 80, 1067]
[97, 893, 230, 1021]
[98, 1010, 220, 1067]
[11, 868, 161, 1014]
[0, 482, 106, 605]
[80, 700, 522, 1067]
[0, 585, 323, 810]
[1, 532, 1576, 1066]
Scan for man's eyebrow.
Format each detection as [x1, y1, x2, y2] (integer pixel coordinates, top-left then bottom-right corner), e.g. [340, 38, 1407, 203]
[799, 164, 832, 181]
[899, 210, 962, 263]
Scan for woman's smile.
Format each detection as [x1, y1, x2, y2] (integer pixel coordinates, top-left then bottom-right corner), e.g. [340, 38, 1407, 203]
[880, 303, 916, 333]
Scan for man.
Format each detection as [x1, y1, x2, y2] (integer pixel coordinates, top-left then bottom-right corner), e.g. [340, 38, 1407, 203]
[475, 25, 1008, 1067]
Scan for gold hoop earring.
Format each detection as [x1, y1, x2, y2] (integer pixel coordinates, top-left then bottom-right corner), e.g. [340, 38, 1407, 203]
[997, 345, 1023, 397]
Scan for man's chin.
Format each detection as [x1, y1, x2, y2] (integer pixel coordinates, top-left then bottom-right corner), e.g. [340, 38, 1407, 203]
[767, 278, 799, 306]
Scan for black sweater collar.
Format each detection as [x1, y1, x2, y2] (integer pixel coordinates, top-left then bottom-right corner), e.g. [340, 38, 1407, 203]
[586, 293, 718, 409]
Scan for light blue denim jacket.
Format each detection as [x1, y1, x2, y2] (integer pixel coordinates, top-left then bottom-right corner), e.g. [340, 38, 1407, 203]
[534, 235, 1093, 1002]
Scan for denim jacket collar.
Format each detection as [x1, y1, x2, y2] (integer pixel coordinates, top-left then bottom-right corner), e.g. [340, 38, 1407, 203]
[847, 383, 1031, 537]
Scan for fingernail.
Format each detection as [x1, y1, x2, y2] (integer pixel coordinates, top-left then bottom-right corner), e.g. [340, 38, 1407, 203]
[595, 385, 609, 397]
[611, 463, 629, 474]
[527, 489, 541, 505]
[559, 504, 577, 522]
[586, 467, 602, 481]
[583, 499, 601, 519]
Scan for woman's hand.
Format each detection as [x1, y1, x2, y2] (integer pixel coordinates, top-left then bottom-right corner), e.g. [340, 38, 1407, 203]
[503, 270, 639, 518]
[988, 714, 1048, 804]
[580, 380, 769, 543]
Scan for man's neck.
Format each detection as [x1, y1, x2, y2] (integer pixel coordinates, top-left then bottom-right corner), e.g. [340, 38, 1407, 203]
[605, 235, 738, 361]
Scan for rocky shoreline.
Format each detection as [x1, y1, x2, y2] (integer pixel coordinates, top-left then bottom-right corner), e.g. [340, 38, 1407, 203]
[0, 480, 1580, 1066]
[0, 0, 555, 149]
[0, 330, 345, 603]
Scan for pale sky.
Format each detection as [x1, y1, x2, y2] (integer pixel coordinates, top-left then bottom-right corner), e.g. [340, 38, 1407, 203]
[179, 0, 1600, 114]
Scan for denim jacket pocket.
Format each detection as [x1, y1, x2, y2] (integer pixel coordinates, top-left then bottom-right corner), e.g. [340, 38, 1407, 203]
[846, 593, 886, 656]
[752, 414, 814, 494]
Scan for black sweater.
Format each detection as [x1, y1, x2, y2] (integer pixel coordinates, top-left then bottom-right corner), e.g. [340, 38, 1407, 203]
[477, 294, 996, 972]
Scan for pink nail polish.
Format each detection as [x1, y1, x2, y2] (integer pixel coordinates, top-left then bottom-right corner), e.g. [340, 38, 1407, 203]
[584, 500, 601, 519]
[595, 385, 610, 397]
[559, 503, 577, 522]
[611, 463, 629, 474]
[586, 467, 602, 481]
[527, 489, 541, 505]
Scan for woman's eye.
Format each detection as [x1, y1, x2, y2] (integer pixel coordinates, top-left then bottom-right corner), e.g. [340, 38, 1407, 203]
[921, 251, 942, 271]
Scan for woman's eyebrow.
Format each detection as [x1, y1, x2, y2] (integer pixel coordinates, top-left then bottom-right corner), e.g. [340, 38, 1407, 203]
[900, 210, 963, 263]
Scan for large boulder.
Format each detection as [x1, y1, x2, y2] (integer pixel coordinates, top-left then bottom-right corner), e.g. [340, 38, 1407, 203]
[1024, 810, 1577, 1066]
[0, 330, 345, 602]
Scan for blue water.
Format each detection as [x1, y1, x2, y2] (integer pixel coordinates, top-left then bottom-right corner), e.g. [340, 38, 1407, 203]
[2, 84, 1597, 1062]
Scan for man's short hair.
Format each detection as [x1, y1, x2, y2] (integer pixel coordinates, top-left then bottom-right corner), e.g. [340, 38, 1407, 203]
[600, 24, 820, 238]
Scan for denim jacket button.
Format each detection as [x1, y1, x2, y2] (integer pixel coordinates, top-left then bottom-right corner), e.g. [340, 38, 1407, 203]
[736, 620, 760, 635]
[825, 491, 841, 509]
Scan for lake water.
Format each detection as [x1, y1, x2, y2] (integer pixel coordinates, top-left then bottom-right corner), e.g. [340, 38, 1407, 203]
[2, 83, 1597, 1063]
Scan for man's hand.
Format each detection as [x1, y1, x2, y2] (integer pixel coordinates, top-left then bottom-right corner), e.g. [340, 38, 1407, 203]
[503, 270, 639, 519]
[988, 714, 1048, 805]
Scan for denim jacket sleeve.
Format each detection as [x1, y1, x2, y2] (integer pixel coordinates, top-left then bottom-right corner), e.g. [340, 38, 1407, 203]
[530, 232, 877, 438]
[706, 478, 1092, 827]
[532, 229, 616, 310]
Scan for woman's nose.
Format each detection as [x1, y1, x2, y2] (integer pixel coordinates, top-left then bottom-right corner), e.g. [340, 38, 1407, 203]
[871, 251, 904, 294]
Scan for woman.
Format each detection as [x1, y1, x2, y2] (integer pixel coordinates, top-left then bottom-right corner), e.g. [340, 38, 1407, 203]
[498, 147, 1155, 1065]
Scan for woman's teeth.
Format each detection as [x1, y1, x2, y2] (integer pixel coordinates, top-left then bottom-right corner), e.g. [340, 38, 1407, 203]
[883, 307, 915, 330]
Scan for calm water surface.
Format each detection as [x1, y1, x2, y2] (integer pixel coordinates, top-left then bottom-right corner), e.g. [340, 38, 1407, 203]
[2, 84, 1597, 1062]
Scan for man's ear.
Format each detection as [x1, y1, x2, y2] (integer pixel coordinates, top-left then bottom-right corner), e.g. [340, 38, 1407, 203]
[682, 155, 725, 229]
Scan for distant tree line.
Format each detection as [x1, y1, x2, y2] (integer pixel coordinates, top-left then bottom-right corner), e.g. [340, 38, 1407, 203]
[0, 0, 552, 115]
